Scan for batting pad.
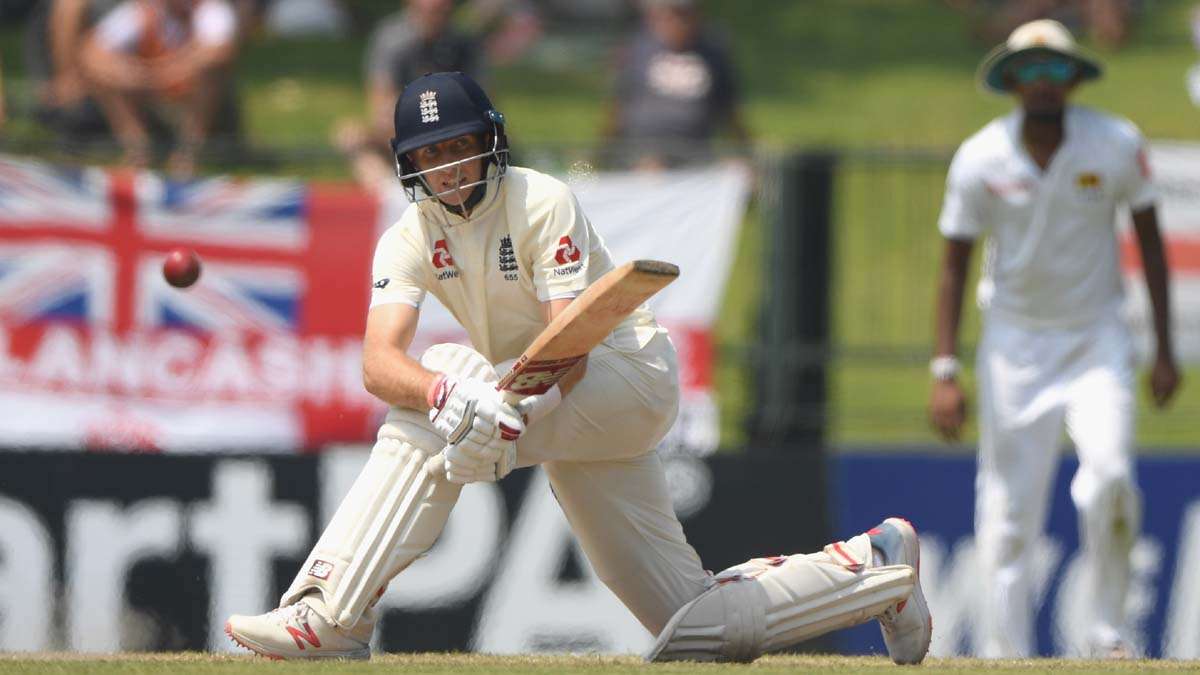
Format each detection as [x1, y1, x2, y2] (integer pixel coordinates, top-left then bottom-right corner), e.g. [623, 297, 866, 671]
[279, 344, 497, 628]
[647, 533, 915, 662]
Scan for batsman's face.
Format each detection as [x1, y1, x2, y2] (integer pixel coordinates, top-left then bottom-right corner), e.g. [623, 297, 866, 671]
[410, 134, 486, 209]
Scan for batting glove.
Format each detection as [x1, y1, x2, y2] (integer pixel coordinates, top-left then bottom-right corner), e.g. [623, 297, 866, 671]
[442, 436, 517, 484]
[427, 375, 525, 445]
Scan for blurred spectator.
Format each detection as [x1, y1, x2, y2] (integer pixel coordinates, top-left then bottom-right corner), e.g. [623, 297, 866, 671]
[332, 0, 483, 194]
[1188, 4, 1200, 106]
[949, 1, 1137, 50]
[462, 0, 541, 66]
[0, 55, 6, 131]
[22, 0, 122, 144]
[600, 0, 750, 171]
[78, 0, 242, 176]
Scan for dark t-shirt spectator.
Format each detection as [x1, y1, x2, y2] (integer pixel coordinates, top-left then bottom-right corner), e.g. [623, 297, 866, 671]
[611, 25, 739, 164]
[365, 10, 481, 92]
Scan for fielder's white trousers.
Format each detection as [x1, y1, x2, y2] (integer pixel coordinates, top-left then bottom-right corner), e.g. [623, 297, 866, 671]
[974, 311, 1141, 657]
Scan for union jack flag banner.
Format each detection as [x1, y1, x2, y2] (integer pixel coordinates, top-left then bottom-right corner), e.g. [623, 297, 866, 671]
[0, 155, 382, 452]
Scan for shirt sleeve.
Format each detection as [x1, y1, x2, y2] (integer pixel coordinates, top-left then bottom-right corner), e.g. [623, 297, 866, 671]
[369, 224, 427, 310]
[937, 144, 989, 240]
[365, 19, 407, 84]
[1115, 126, 1157, 211]
[92, 2, 141, 52]
[192, 0, 237, 46]
[529, 182, 590, 302]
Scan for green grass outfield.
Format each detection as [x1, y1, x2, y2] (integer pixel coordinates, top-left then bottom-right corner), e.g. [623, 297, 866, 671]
[3, 653, 1200, 675]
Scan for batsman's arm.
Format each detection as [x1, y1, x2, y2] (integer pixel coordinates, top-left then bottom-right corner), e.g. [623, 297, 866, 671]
[1132, 206, 1182, 407]
[542, 297, 587, 396]
[362, 302, 439, 411]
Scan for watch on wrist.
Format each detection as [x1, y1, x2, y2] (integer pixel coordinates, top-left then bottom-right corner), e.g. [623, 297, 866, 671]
[930, 355, 960, 382]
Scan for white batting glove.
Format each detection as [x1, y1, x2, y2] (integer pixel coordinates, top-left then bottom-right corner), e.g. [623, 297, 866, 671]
[442, 437, 517, 484]
[427, 375, 525, 445]
[428, 374, 523, 484]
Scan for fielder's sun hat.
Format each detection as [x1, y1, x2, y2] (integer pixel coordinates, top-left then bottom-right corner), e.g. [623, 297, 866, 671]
[977, 19, 1102, 94]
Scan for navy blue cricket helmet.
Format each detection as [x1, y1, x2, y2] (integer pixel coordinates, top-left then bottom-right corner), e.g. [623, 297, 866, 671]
[391, 72, 509, 205]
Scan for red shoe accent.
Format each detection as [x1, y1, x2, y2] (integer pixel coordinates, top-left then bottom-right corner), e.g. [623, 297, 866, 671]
[896, 599, 908, 613]
[286, 622, 323, 650]
[867, 528, 883, 535]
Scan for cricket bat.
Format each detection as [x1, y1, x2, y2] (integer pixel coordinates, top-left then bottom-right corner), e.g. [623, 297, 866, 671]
[497, 259, 679, 402]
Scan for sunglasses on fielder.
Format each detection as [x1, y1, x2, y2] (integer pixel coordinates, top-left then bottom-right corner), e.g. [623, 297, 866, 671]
[1011, 59, 1077, 85]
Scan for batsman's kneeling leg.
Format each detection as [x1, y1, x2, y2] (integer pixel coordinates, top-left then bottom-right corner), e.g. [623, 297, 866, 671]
[647, 533, 914, 663]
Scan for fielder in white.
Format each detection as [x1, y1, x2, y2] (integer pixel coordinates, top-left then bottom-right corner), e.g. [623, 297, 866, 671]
[225, 71, 932, 663]
[929, 20, 1181, 658]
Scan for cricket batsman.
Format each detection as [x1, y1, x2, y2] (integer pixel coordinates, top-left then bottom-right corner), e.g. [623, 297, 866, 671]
[929, 20, 1180, 657]
[225, 71, 932, 663]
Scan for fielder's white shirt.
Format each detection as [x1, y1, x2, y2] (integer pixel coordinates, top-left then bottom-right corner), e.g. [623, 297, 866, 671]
[370, 167, 662, 363]
[939, 105, 1157, 327]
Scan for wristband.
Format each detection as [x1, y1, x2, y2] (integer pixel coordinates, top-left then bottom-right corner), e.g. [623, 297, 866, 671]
[930, 355, 960, 382]
[426, 373, 448, 409]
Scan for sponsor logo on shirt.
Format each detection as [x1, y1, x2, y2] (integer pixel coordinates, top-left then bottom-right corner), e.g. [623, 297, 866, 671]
[1136, 148, 1152, 179]
[432, 239, 460, 281]
[554, 236, 581, 265]
[419, 90, 439, 124]
[1076, 171, 1104, 202]
[984, 179, 1035, 197]
[372, 278, 389, 290]
[498, 235, 518, 281]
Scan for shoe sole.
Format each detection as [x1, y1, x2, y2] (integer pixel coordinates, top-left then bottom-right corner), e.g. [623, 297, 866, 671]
[224, 621, 369, 661]
[882, 517, 933, 665]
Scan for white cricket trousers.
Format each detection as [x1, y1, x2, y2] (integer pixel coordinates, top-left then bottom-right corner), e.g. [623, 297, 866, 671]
[518, 332, 712, 635]
[974, 311, 1141, 657]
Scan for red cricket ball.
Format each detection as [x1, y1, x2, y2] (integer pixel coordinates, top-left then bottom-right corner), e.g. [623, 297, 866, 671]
[163, 247, 202, 289]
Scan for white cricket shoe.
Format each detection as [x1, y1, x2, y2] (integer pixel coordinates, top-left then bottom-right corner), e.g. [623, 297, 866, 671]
[225, 594, 372, 660]
[868, 517, 932, 665]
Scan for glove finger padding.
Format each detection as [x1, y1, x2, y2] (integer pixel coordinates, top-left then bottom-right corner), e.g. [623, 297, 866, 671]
[429, 376, 525, 444]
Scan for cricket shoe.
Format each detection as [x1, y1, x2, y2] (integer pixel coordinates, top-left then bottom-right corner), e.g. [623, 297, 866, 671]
[868, 517, 932, 665]
[225, 594, 371, 660]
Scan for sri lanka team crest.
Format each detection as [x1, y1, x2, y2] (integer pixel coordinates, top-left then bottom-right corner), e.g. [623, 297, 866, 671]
[1075, 171, 1104, 202]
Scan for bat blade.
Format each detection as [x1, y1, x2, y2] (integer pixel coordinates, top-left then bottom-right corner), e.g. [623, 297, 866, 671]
[497, 259, 679, 398]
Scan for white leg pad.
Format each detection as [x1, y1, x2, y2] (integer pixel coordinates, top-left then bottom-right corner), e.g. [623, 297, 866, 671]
[647, 535, 915, 662]
[279, 343, 497, 628]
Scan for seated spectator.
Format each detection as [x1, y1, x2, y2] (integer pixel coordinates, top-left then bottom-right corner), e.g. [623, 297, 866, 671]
[601, 0, 751, 171]
[333, 0, 482, 195]
[949, 0, 1136, 50]
[78, 0, 242, 176]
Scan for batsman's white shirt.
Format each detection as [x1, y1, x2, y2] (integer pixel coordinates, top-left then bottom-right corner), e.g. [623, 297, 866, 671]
[939, 105, 1156, 327]
[369, 166, 662, 364]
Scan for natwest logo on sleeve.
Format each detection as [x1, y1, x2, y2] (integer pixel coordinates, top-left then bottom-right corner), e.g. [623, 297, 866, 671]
[554, 236, 581, 265]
